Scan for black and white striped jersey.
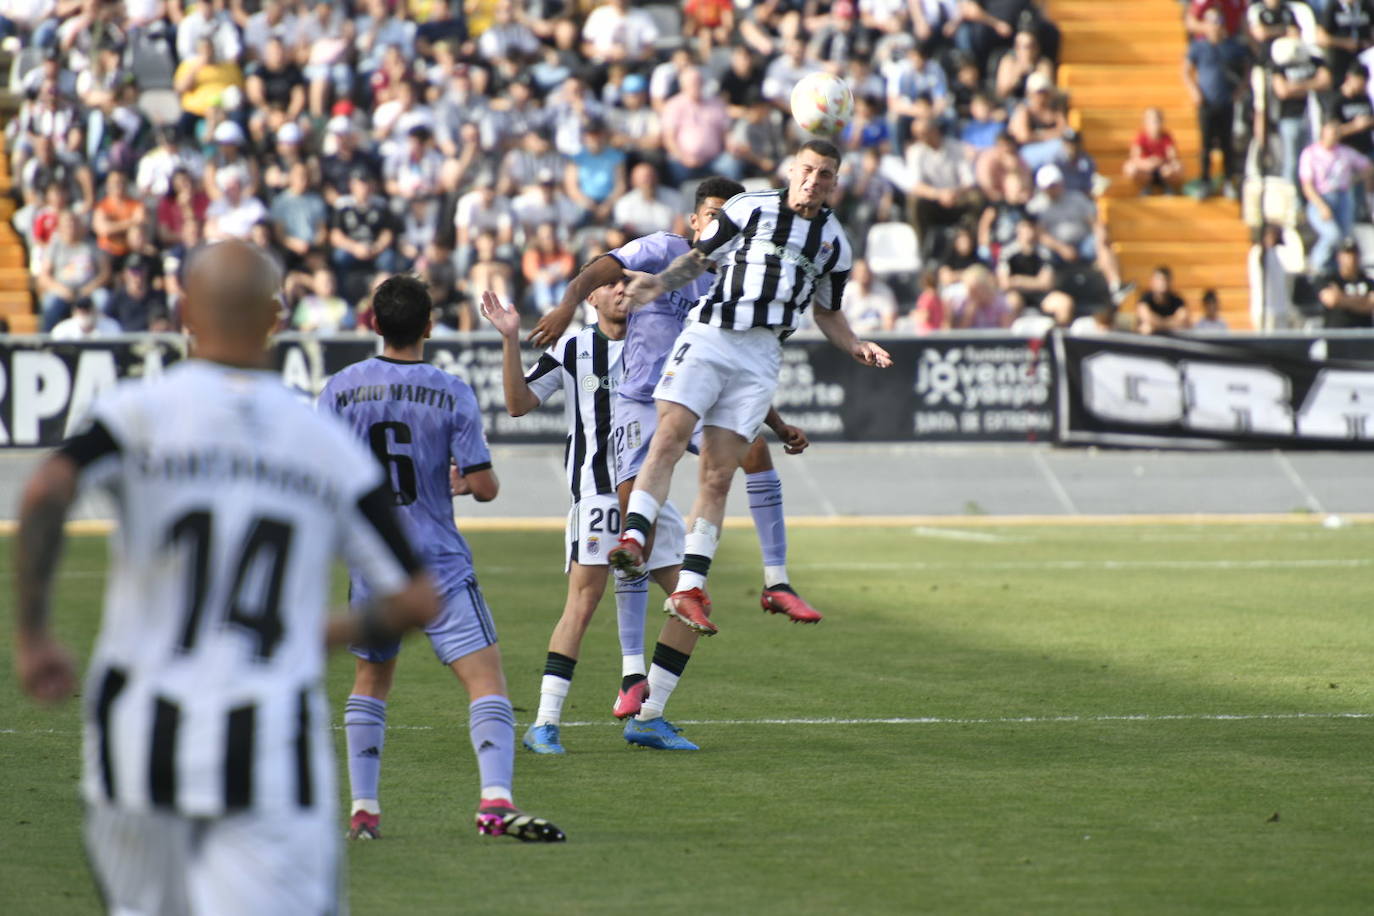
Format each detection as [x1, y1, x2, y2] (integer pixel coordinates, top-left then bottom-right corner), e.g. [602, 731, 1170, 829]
[57, 360, 420, 817]
[524, 325, 624, 501]
[691, 188, 854, 332]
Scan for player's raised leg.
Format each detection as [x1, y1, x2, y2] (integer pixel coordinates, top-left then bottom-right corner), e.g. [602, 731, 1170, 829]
[344, 656, 397, 839]
[525, 561, 611, 752]
[742, 437, 823, 624]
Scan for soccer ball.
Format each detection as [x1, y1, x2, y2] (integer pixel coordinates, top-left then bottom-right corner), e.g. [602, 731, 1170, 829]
[790, 72, 854, 138]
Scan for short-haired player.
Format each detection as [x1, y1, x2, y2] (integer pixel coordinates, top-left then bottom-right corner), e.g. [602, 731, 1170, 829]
[321, 274, 565, 842]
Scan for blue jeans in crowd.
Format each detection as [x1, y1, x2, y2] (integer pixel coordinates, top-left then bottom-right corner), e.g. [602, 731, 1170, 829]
[1277, 116, 1308, 189]
[41, 289, 111, 331]
[1307, 187, 1356, 275]
[667, 153, 745, 186]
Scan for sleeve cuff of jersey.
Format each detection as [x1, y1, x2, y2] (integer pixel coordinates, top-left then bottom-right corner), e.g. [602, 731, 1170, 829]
[56, 419, 121, 469]
[606, 252, 629, 269]
[460, 461, 492, 475]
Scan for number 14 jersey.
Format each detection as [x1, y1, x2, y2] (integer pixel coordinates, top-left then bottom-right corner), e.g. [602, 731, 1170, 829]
[320, 355, 492, 598]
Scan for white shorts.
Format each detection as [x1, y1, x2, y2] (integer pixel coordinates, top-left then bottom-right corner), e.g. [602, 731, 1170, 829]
[652, 322, 782, 440]
[85, 800, 342, 916]
[566, 492, 686, 572]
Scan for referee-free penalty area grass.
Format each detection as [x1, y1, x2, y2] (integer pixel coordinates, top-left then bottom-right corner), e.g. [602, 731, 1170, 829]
[2, 524, 1373, 914]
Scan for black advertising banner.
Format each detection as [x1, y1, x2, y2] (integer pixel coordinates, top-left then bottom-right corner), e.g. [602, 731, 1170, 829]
[1054, 332, 1374, 449]
[908, 336, 1055, 441]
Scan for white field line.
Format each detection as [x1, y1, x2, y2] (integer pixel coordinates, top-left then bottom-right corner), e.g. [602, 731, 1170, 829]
[910, 526, 1022, 543]
[2, 557, 1369, 582]
[4, 712, 1371, 737]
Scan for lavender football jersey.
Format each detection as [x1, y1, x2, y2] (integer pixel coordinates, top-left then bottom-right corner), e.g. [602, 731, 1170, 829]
[608, 232, 715, 404]
[320, 356, 492, 596]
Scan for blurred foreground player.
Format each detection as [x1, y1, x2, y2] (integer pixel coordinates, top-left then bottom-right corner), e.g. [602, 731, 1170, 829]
[321, 275, 565, 842]
[483, 277, 683, 755]
[13, 240, 439, 914]
[611, 142, 892, 636]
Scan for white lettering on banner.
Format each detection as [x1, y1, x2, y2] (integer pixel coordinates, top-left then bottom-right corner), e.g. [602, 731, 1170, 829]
[63, 350, 118, 437]
[1081, 352, 1184, 424]
[1295, 370, 1374, 439]
[279, 345, 315, 394]
[1180, 361, 1292, 435]
[12, 351, 70, 445]
[774, 350, 844, 409]
[914, 346, 1050, 409]
[1079, 352, 1374, 439]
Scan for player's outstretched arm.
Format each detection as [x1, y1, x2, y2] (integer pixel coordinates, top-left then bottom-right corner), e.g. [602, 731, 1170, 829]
[481, 290, 543, 417]
[764, 406, 810, 455]
[13, 453, 80, 705]
[528, 254, 625, 347]
[812, 306, 893, 368]
[625, 248, 711, 307]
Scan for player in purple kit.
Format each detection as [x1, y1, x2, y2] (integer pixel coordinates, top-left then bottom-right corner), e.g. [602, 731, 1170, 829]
[320, 275, 564, 842]
[529, 178, 817, 738]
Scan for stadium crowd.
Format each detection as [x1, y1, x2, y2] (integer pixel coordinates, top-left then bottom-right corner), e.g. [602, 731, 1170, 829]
[6, 0, 1374, 336]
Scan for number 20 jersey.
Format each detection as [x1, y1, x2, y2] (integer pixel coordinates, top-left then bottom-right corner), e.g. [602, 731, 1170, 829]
[320, 356, 492, 599]
[64, 360, 418, 816]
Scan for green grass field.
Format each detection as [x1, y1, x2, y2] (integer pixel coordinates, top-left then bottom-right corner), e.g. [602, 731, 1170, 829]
[3, 523, 1374, 915]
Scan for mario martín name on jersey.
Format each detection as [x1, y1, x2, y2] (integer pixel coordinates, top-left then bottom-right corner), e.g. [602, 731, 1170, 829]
[331, 382, 460, 412]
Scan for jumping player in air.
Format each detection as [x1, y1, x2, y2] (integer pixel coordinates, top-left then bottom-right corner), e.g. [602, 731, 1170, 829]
[13, 240, 440, 914]
[610, 141, 891, 643]
[321, 274, 565, 843]
[482, 274, 688, 754]
[528, 177, 815, 748]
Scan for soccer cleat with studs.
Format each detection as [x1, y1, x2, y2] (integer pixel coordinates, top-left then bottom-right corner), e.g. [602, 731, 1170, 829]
[475, 799, 566, 842]
[346, 810, 381, 840]
[760, 584, 823, 624]
[624, 716, 699, 750]
[522, 722, 566, 755]
[664, 587, 716, 635]
[607, 535, 648, 577]
[612, 675, 649, 719]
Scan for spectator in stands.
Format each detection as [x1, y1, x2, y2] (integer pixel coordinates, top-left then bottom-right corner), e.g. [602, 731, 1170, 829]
[1271, 35, 1332, 188]
[104, 263, 165, 333]
[906, 270, 949, 334]
[172, 37, 244, 139]
[809, 1, 866, 70]
[1124, 108, 1184, 195]
[1249, 0, 1302, 59]
[938, 224, 985, 290]
[684, 0, 735, 55]
[565, 120, 626, 227]
[947, 263, 1012, 329]
[1186, 8, 1247, 197]
[1300, 120, 1374, 273]
[1136, 266, 1191, 335]
[1029, 164, 1132, 303]
[204, 121, 260, 202]
[205, 171, 267, 241]
[137, 128, 204, 200]
[838, 147, 895, 242]
[978, 168, 1031, 261]
[1008, 72, 1069, 171]
[293, 268, 353, 333]
[91, 170, 146, 261]
[1327, 64, 1374, 159]
[453, 171, 515, 274]
[465, 229, 514, 303]
[20, 134, 93, 214]
[976, 131, 1030, 202]
[886, 42, 950, 139]
[581, 0, 660, 69]
[997, 215, 1056, 315]
[1185, 0, 1247, 38]
[727, 95, 790, 179]
[995, 29, 1054, 103]
[607, 74, 663, 169]
[176, 0, 241, 63]
[661, 67, 738, 183]
[1055, 129, 1100, 196]
[952, 0, 1029, 62]
[270, 161, 328, 272]
[613, 163, 684, 237]
[244, 36, 306, 147]
[320, 117, 380, 204]
[762, 36, 822, 111]
[330, 170, 398, 296]
[1194, 289, 1229, 330]
[1317, 0, 1373, 82]
[261, 123, 311, 198]
[1319, 238, 1374, 327]
[521, 222, 575, 315]
[840, 259, 898, 332]
[119, 222, 161, 285]
[384, 125, 445, 203]
[961, 93, 1005, 151]
[242, 0, 299, 62]
[51, 296, 121, 340]
[512, 169, 583, 239]
[845, 93, 893, 153]
[37, 212, 110, 331]
[299, 0, 354, 118]
[14, 182, 66, 258]
[905, 97, 979, 260]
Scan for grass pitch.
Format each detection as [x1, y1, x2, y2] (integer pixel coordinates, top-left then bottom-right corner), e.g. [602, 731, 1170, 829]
[3, 523, 1373, 915]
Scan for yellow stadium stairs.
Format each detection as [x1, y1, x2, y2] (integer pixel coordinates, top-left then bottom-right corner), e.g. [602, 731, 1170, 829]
[1050, 0, 1254, 329]
[0, 61, 35, 333]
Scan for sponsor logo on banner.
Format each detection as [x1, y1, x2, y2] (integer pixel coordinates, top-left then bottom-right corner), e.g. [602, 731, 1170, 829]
[912, 342, 1053, 438]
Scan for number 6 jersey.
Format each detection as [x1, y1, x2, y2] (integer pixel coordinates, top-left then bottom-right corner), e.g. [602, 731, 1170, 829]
[58, 360, 421, 817]
[319, 355, 492, 600]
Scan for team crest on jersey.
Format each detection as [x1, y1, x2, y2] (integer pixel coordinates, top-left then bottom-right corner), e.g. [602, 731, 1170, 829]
[659, 370, 674, 388]
[819, 241, 834, 261]
[585, 535, 601, 556]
